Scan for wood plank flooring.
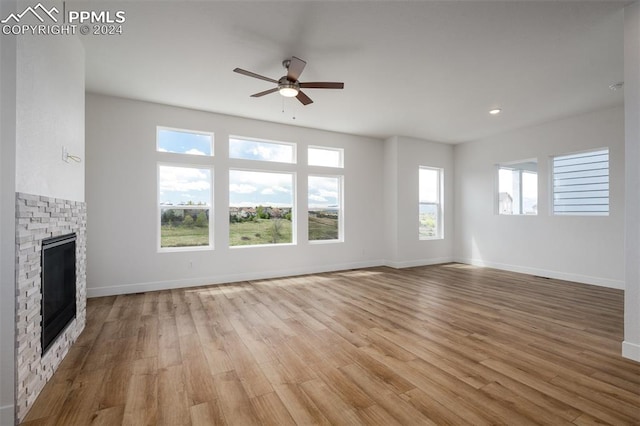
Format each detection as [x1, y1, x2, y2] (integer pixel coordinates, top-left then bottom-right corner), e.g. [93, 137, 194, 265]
[20, 264, 640, 425]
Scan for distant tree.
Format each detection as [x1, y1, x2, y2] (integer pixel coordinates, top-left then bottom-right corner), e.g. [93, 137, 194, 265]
[284, 212, 292, 221]
[195, 211, 208, 227]
[256, 205, 270, 219]
[183, 214, 195, 228]
[162, 209, 178, 226]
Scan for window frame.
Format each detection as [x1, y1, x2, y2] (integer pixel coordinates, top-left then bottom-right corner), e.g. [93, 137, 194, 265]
[419, 166, 444, 240]
[228, 167, 297, 248]
[157, 162, 214, 252]
[308, 146, 344, 168]
[156, 126, 214, 157]
[229, 135, 297, 164]
[496, 160, 538, 216]
[308, 174, 344, 244]
[551, 148, 609, 216]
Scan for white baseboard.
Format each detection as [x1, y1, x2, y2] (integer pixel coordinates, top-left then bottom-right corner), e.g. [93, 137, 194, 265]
[622, 341, 640, 362]
[384, 257, 454, 269]
[455, 257, 624, 290]
[87, 259, 386, 298]
[87, 256, 624, 297]
[0, 404, 14, 426]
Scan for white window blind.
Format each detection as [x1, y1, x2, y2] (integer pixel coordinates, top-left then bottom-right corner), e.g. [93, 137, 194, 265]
[552, 149, 609, 216]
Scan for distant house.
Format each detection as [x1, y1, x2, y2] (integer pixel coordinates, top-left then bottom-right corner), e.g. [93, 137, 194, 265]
[499, 192, 513, 214]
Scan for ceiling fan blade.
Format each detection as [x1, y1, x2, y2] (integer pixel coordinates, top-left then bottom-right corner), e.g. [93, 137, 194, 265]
[251, 87, 279, 97]
[299, 82, 344, 89]
[296, 90, 313, 105]
[287, 56, 306, 81]
[233, 68, 278, 84]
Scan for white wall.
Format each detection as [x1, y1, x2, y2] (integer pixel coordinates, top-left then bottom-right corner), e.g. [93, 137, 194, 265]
[2, 18, 85, 423]
[0, 0, 17, 423]
[85, 94, 385, 297]
[454, 106, 625, 289]
[16, 33, 85, 202]
[384, 136, 455, 267]
[623, 1, 640, 362]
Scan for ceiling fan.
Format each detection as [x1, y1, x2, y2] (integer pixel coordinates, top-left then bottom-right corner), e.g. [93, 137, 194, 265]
[233, 56, 344, 106]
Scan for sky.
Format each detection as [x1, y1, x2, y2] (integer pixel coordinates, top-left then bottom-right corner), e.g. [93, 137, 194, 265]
[158, 130, 341, 208]
[157, 128, 212, 156]
[308, 176, 340, 209]
[159, 165, 211, 205]
[229, 170, 293, 207]
[229, 138, 294, 163]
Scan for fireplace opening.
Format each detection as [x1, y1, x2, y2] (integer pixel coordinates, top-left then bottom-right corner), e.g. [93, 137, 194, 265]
[41, 233, 77, 354]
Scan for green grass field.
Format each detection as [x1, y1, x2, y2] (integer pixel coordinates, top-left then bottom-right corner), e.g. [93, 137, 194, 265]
[308, 215, 339, 241]
[161, 216, 339, 248]
[161, 225, 209, 248]
[229, 219, 292, 246]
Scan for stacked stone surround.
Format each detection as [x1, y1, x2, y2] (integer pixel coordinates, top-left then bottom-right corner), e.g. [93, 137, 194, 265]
[15, 192, 87, 422]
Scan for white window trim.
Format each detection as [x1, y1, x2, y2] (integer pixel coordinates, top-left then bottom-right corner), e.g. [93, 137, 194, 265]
[157, 162, 214, 252]
[308, 145, 344, 168]
[156, 126, 214, 157]
[551, 147, 609, 217]
[229, 135, 297, 164]
[419, 166, 444, 240]
[228, 167, 297, 248]
[308, 173, 344, 244]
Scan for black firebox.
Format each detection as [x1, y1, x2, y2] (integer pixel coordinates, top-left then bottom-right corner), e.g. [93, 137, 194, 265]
[41, 233, 76, 354]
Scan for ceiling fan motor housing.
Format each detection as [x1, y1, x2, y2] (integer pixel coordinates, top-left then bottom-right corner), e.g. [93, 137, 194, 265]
[278, 76, 300, 91]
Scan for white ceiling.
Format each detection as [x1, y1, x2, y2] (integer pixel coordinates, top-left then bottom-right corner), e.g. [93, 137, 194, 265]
[78, 1, 625, 144]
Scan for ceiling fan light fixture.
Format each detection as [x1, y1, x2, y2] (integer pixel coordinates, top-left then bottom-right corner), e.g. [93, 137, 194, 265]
[279, 86, 299, 97]
[278, 78, 300, 97]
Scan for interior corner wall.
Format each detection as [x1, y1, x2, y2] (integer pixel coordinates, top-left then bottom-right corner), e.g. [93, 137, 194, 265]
[383, 137, 400, 261]
[454, 106, 625, 289]
[623, 0, 640, 362]
[85, 94, 386, 297]
[16, 33, 85, 202]
[383, 136, 455, 268]
[1, 0, 17, 423]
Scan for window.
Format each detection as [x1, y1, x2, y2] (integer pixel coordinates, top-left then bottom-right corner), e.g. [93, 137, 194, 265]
[157, 127, 213, 156]
[308, 146, 343, 168]
[229, 170, 294, 246]
[497, 161, 538, 215]
[229, 137, 295, 163]
[552, 148, 609, 216]
[308, 175, 342, 242]
[419, 167, 443, 239]
[158, 165, 212, 250]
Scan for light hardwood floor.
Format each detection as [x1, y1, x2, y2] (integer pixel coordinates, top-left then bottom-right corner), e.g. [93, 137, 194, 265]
[21, 264, 640, 425]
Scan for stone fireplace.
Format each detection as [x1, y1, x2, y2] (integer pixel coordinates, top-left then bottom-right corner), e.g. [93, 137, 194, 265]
[15, 193, 87, 421]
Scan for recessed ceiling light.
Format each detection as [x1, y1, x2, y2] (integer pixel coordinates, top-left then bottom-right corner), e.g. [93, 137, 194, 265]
[489, 108, 502, 115]
[609, 82, 624, 91]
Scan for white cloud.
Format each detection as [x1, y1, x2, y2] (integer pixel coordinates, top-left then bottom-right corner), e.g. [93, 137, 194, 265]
[230, 183, 257, 194]
[261, 188, 275, 195]
[317, 188, 338, 198]
[185, 148, 206, 156]
[159, 166, 210, 192]
[309, 194, 327, 202]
